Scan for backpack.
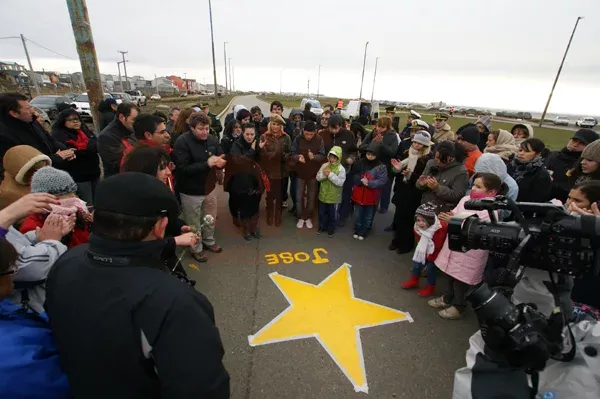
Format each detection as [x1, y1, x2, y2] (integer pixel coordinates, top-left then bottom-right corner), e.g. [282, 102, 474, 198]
[0, 299, 71, 398]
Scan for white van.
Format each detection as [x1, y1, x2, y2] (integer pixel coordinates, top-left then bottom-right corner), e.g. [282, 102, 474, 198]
[300, 98, 324, 116]
[341, 100, 380, 124]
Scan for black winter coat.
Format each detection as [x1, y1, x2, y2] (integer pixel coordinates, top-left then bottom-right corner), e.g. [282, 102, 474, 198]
[97, 119, 135, 178]
[0, 117, 67, 170]
[45, 236, 230, 399]
[392, 155, 430, 219]
[544, 148, 581, 202]
[51, 124, 101, 182]
[359, 129, 399, 177]
[174, 131, 223, 196]
[507, 163, 552, 203]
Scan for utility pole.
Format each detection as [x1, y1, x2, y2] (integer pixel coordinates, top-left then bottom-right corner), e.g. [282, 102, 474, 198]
[66, 0, 104, 132]
[228, 58, 232, 93]
[307, 78, 310, 97]
[20, 34, 40, 96]
[117, 61, 123, 91]
[317, 65, 321, 99]
[359, 41, 369, 100]
[154, 74, 159, 95]
[223, 42, 229, 95]
[232, 66, 235, 92]
[539, 16, 584, 127]
[118, 50, 128, 90]
[370, 57, 379, 104]
[184, 72, 187, 92]
[208, 0, 219, 105]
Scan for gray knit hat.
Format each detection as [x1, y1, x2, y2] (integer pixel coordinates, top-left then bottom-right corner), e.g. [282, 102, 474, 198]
[582, 139, 600, 163]
[415, 202, 437, 226]
[412, 131, 432, 147]
[30, 166, 78, 196]
[476, 116, 492, 132]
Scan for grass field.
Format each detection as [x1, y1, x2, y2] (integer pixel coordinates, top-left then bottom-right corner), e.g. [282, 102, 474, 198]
[257, 95, 573, 150]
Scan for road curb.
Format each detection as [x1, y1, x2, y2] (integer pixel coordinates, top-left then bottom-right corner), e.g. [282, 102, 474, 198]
[218, 96, 237, 119]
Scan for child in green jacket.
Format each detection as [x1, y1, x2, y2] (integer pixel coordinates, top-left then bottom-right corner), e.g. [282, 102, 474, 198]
[316, 146, 346, 237]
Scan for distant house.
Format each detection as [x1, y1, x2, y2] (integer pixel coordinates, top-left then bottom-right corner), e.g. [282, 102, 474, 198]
[167, 75, 186, 91]
[0, 61, 30, 86]
[205, 83, 226, 93]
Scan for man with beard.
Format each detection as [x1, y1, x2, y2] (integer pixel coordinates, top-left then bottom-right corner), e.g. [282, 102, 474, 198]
[432, 112, 454, 142]
[546, 128, 599, 202]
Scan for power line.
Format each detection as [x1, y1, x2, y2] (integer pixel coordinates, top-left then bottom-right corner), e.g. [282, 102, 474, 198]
[25, 37, 74, 60]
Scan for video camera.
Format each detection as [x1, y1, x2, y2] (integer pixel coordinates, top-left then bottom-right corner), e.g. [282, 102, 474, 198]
[447, 196, 600, 377]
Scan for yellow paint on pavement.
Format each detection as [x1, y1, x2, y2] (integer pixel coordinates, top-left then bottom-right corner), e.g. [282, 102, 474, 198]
[188, 263, 200, 271]
[248, 263, 413, 393]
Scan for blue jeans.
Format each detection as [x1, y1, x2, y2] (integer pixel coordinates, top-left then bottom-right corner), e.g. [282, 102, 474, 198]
[378, 176, 393, 211]
[337, 173, 354, 223]
[412, 261, 437, 285]
[318, 201, 337, 234]
[354, 204, 376, 236]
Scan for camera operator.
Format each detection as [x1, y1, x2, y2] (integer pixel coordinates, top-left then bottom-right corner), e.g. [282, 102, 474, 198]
[45, 173, 230, 399]
[450, 196, 600, 398]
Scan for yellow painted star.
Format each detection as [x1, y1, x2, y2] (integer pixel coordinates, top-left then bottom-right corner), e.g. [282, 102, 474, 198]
[248, 263, 413, 393]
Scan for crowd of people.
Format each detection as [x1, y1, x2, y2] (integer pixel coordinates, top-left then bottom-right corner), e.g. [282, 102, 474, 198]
[0, 89, 599, 397]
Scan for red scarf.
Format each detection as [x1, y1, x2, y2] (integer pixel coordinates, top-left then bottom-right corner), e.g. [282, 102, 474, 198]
[65, 129, 89, 150]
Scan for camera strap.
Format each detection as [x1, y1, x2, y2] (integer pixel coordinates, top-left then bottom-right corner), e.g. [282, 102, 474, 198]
[547, 271, 577, 363]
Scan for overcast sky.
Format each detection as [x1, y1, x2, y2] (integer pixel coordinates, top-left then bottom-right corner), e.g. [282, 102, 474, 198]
[1, 0, 599, 114]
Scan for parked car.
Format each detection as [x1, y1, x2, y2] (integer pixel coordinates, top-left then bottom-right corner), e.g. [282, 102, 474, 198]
[150, 94, 161, 100]
[517, 112, 532, 120]
[71, 93, 114, 118]
[576, 117, 598, 128]
[30, 95, 71, 119]
[110, 92, 134, 105]
[32, 106, 51, 132]
[553, 116, 570, 126]
[125, 90, 147, 107]
[340, 100, 380, 125]
[179, 92, 188, 97]
[300, 98, 324, 116]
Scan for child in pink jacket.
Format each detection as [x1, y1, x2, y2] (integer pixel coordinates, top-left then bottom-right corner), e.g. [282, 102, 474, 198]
[428, 173, 502, 320]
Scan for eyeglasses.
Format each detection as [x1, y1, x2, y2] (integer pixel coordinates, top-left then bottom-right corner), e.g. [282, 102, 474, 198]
[0, 266, 19, 276]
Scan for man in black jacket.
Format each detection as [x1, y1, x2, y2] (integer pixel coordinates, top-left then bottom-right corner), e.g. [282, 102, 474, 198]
[45, 172, 230, 399]
[250, 106, 263, 136]
[545, 128, 599, 202]
[174, 112, 226, 263]
[97, 102, 139, 178]
[200, 102, 223, 138]
[0, 93, 74, 173]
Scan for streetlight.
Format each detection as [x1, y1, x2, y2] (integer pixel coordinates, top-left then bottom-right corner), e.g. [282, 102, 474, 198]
[208, 0, 219, 105]
[223, 42, 229, 95]
[228, 58, 232, 92]
[317, 65, 321, 99]
[118, 50, 128, 90]
[539, 16, 584, 127]
[370, 57, 379, 104]
[359, 41, 369, 99]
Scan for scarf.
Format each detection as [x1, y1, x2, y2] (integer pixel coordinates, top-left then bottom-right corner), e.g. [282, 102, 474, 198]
[65, 129, 89, 150]
[401, 146, 430, 182]
[510, 156, 545, 182]
[412, 216, 442, 264]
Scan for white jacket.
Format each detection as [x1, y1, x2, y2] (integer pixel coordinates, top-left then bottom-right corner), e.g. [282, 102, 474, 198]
[5, 226, 67, 314]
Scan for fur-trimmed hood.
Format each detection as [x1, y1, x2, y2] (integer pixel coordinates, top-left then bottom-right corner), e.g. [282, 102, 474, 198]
[3, 145, 52, 185]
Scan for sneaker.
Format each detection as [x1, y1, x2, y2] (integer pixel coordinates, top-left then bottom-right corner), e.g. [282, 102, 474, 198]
[296, 219, 305, 229]
[305, 219, 313, 229]
[353, 234, 359, 239]
[388, 243, 398, 251]
[252, 231, 261, 239]
[317, 229, 324, 235]
[191, 251, 208, 263]
[438, 306, 462, 320]
[282, 201, 288, 208]
[358, 236, 364, 241]
[428, 296, 450, 309]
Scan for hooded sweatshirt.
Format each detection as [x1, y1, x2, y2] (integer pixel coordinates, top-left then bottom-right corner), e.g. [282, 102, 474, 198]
[545, 146, 584, 203]
[484, 129, 519, 162]
[0, 145, 51, 210]
[319, 128, 357, 171]
[473, 153, 519, 220]
[351, 142, 388, 206]
[511, 123, 535, 147]
[288, 109, 305, 143]
[316, 146, 346, 204]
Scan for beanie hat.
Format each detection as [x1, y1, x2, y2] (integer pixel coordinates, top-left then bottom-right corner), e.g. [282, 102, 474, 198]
[412, 131, 432, 147]
[572, 129, 599, 146]
[476, 116, 492, 132]
[304, 121, 317, 132]
[30, 166, 78, 196]
[459, 126, 480, 145]
[236, 109, 251, 122]
[415, 202, 436, 227]
[105, 97, 117, 106]
[581, 139, 600, 163]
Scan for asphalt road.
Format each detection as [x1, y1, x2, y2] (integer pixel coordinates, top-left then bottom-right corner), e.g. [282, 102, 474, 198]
[182, 95, 478, 399]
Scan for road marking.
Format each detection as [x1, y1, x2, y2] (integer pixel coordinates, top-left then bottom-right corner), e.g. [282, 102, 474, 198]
[264, 248, 329, 265]
[248, 263, 413, 393]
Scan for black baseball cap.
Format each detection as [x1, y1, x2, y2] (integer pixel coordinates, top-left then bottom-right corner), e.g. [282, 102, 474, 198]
[95, 172, 178, 218]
